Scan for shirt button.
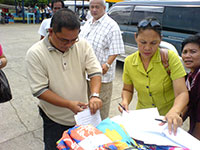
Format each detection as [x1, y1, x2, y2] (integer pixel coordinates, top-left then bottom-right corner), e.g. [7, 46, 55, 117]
[146, 86, 149, 88]
[146, 75, 148, 77]
[149, 93, 152, 96]
[152, 104, 155, 106]
[64, 63, 67, 65]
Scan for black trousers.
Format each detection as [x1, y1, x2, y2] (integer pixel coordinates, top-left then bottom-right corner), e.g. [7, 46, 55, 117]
[39, 107, 74, 150]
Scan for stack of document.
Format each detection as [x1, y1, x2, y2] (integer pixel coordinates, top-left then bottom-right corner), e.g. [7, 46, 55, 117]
[111, 108, 200, 150]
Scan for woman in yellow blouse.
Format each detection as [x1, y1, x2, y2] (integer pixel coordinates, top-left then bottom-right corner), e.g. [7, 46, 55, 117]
[119, 17, 189, 135]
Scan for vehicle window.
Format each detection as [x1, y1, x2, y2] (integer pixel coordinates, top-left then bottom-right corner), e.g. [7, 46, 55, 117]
[134, 6, 164, 13]
[163, 7, 200, 33]
[130, 5, 164, 26]
[108, 5, 133, 25]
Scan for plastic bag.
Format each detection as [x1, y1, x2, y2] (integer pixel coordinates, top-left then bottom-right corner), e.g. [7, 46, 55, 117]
[0, 69, 12, 103]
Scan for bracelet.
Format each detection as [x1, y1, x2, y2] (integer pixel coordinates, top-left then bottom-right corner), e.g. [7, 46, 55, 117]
[89, 93, 100, 99]
[105, 62, 111, 68]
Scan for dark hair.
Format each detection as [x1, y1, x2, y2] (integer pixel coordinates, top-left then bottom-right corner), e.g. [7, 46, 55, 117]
[51, 0, 64, 9]
[137, 16, 162, 37]
[51, 8, 80, 32]
[181, 34, 200, 52]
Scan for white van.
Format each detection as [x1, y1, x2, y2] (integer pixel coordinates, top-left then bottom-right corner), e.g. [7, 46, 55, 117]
[64, 0, 89, 20]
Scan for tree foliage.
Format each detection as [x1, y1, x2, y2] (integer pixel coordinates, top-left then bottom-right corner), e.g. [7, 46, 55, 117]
[0, 0, 49, 7]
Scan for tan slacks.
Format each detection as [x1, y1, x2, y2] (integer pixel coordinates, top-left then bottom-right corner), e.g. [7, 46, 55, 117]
[88, 81, 113, 120]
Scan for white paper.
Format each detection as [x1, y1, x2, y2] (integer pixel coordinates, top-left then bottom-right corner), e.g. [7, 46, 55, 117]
[163, 126, 200, 150]
[122, 108, 163, 133]
[78, 134, 112, 150]
[74, 108, 101, 127]
[111, 108, 200, 149]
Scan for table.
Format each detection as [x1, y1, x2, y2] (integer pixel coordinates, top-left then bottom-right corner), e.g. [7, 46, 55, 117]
[27, 13, 35, 24]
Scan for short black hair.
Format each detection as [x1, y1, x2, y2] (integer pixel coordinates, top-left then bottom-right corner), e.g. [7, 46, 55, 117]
[51, 8, 80, 33]
[181, 34, 200, 52]
[51, 0, 64, 9]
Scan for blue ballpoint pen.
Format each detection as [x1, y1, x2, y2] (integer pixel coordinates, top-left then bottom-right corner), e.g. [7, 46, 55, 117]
[118, 103, 127, 112]
[155, 118, 167, 123]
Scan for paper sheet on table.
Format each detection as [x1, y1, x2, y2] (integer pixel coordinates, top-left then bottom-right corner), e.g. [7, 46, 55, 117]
[74, 108, 101, 127]
[163, 126, 200, 149]
[111, 108, 180, 147]
[111, 108, 200, 149]
[122, 108, 165, 133]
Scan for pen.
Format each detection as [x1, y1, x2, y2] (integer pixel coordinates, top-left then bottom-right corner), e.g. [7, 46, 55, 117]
[118, 103, 126, 112]
[155, 118, 167, 123]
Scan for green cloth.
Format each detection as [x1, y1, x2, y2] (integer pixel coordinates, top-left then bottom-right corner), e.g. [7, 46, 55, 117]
[123, 49, 186, 115]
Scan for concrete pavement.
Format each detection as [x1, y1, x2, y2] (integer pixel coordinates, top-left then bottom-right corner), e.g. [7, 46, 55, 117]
[0, 23, 136, 150]
[0, 23, 188, 150]
[0, 23, 44, 150]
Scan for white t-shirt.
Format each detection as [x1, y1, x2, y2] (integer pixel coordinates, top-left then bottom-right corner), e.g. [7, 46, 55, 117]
[38, 18, 51, 37]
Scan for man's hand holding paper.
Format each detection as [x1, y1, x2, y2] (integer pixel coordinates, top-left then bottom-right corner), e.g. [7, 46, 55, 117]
[74, 107, 102, 127]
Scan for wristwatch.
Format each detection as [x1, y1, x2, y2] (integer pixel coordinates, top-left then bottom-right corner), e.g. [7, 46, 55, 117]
[89, 93, 100, 99]
[105, 62, 111, 69]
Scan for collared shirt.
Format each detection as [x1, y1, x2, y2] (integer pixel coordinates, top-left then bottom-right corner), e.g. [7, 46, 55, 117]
[80, 14, 124, 83]
[25, 36, 102, 126]
[185, 68, 200, 134]
[123, 49, 186, 115]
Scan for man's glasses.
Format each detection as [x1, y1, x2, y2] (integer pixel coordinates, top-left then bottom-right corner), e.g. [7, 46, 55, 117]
[137, 19, 161, 30]
[54, 32, 79, 45]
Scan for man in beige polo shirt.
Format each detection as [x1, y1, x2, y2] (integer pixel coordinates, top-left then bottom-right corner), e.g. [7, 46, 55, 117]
[26, 8, 102, 150]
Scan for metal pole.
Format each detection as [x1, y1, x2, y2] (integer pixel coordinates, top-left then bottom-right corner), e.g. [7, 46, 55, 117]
[82, 0, 84, 19]
[15, 0, 17, 15]
[22, 0, 25, 23]
[75, 0, 77, 13]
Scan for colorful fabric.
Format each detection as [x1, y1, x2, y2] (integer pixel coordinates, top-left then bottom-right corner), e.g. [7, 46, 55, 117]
[57, 118, 190, 150]
[96, 118, 146, 150]
[134, 139, 190, 150]
[96, 118, 189, 150]
[56, 124, 117, 150]
[123, 49, 186, 115]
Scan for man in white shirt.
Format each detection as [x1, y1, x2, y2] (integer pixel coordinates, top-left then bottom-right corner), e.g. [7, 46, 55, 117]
[80, 0, 124, 120]
[38, 0, 64, 40]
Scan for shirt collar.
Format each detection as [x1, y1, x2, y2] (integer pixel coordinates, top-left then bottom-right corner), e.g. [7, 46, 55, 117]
[43, 35, 57, 51]
[43, 35, 76, 53]
[89, 13, 107, 25]
[189, 67, 200, 78]
[132, 48, 161, 66]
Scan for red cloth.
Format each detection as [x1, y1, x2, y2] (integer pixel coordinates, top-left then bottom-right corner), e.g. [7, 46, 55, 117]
[186, 68, 200, 134]
[56, 125, 117, 150]
[0, 44, 3, 56]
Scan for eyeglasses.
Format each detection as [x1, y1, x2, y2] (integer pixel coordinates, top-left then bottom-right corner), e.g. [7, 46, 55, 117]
[54, 32, 79, 45]
[137, 19, 161, 30]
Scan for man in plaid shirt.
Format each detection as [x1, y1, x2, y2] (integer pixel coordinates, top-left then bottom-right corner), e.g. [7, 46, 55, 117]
[80, 0, 124, 120]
